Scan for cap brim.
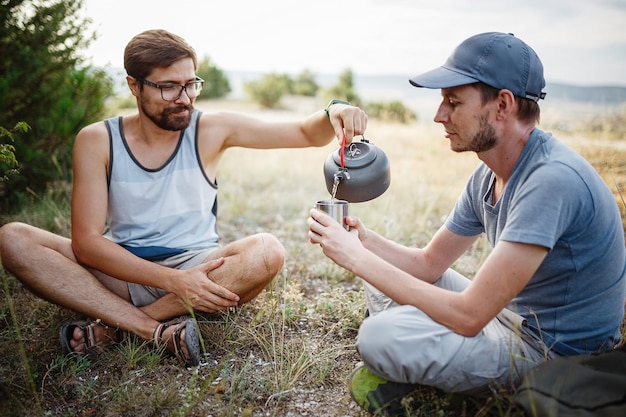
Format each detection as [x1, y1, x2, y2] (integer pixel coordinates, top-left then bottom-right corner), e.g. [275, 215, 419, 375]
[409, 66, 479, 89]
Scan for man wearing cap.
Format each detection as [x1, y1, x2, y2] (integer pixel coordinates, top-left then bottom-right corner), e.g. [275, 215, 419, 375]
[307, 32, 625, 414]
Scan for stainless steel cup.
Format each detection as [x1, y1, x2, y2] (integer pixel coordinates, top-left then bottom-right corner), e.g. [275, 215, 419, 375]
[315, 199, 349, 230]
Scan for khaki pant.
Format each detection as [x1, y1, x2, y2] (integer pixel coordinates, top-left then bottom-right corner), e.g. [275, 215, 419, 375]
[357, 269, 557, 394]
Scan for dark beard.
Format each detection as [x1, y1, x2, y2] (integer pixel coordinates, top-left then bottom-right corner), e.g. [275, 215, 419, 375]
[465, 114, 497, 153]
[141, 99, 193, 131]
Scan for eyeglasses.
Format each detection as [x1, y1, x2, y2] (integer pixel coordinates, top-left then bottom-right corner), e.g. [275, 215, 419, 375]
[135, 77, 204, 101]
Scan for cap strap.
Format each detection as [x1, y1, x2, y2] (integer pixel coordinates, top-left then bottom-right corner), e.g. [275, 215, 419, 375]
[525, 91, 547, 102]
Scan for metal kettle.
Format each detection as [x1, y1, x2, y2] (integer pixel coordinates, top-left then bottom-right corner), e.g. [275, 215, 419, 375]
[323, 136, 390, 203]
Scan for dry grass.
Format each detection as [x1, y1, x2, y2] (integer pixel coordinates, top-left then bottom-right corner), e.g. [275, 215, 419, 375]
[1, 97, 625, 416]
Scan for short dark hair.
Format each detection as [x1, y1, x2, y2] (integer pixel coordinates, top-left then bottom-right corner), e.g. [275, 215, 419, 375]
[472, 82, 541, 124]
[124, 29, 197, 80]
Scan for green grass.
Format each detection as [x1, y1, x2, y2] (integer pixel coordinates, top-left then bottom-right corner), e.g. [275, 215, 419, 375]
[1, 99, 625, 416]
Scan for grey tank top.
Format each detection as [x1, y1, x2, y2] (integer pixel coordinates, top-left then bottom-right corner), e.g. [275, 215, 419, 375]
[102, 109, 219, 257]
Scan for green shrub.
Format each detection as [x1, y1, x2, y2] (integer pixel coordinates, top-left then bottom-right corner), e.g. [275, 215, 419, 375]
[244, 73, 293, 108]
[196, 56, 232, 99]
[324, 68, 362, 106]
[366, 100, 418, 124]
[0, 0, 114, 211]
[292, 69, 319, 97]
[0, 122, 29, 182]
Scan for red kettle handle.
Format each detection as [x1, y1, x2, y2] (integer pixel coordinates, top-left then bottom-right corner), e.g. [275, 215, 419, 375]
[340, 134, 346, 168]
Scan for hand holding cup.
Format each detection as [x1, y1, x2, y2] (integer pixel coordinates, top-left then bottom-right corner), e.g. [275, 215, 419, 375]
[314, 199, 349, 230]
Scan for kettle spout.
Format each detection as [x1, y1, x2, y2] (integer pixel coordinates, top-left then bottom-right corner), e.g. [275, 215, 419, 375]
[334, 168, 350, 183]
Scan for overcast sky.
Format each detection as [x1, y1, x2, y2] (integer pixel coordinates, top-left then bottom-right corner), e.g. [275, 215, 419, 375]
[81, 0, 626, 87]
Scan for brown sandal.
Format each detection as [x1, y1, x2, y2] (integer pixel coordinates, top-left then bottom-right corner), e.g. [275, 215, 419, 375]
[59, 319, 124, 356]
[153, 316, 202, 366]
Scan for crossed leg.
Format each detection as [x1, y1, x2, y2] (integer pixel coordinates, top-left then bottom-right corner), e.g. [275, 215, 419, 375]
[0, 222, 284, 360]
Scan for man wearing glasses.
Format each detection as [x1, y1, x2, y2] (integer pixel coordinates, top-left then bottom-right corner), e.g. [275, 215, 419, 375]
[0, 29, 367, 366]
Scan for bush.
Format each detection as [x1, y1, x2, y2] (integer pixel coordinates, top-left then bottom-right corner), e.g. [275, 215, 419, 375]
[196, 56, 231, 99]
[366, 100, 417, 124]
[0, 0, 114, 210]
[244, 73, 293, 108]
[324, 69, 362, 107]
[292, 69, 319, 97]
[0, 122, 30, 182]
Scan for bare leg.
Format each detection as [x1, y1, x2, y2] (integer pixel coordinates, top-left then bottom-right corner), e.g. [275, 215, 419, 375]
[210, 232, 285, 303]
[0, 223, 192, 356]
[140, 233, 284, 320]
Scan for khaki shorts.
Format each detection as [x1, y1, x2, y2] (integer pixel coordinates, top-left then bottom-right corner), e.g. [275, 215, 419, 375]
[128, 245, 220, 307]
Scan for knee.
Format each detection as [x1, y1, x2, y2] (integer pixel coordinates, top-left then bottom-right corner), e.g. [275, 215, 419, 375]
[254, 232, 285, 278]
[0, 222, 31, 265]
[356, 314, 395, 362]
[356, 307, 432, 383]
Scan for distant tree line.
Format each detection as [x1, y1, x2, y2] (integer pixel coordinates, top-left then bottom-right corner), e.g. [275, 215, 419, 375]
[243, 68, 417, 124]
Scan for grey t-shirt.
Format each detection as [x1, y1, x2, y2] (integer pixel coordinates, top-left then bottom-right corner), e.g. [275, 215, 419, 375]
[446, 128, 626, 355]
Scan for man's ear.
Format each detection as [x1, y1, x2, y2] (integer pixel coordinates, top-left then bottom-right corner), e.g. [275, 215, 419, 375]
[126, 76, 139, 96]
[495, 89, 516, 120]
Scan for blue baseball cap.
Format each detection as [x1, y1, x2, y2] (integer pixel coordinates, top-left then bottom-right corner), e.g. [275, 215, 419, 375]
[410, 32, 546, 101]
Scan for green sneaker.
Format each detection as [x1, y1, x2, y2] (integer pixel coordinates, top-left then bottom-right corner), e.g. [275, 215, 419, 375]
[349, 364, 422, 416]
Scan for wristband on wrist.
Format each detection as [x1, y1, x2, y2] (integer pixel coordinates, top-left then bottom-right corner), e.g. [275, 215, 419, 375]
[324, 99, 351, 120]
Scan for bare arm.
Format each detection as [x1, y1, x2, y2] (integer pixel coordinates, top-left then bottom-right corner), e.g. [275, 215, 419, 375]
[205, 103, 367, 151]
[70, 122, 173, 287]
[351, 239, 547, 336]
[308, 211, 548, 336]
[358, 224, 479, 283]
[195, 103, 367, 181]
